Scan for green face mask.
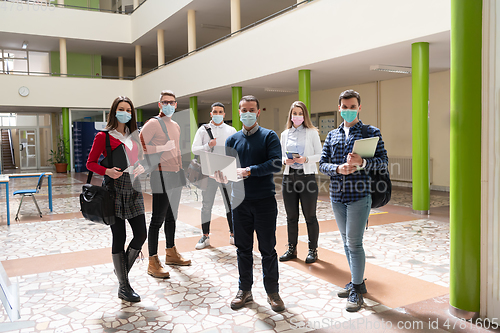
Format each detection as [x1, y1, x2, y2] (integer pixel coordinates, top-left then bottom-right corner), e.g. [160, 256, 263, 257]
[340, 109, 358, 123]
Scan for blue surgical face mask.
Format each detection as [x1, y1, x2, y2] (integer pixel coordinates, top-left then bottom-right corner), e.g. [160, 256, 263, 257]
[340, 109, 358, 123]
[240, 112, 257, 127]
[212, 115, 224, 124]
[162, 104, 175, 117]
[116, 111, 132, 124]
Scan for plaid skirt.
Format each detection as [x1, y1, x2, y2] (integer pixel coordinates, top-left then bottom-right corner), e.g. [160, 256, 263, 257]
[104, 174, 145, 220]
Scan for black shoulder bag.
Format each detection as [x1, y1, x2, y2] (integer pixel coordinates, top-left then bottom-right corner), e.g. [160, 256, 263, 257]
[186, 125, 213, 191]
[362, 124, 391, 208]
[80, 131, 116, 225]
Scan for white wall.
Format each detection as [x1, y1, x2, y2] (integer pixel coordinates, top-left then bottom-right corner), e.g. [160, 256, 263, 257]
[0, 75, 132, 108]
[130, 0, 192, 42]
[257, 71, 451, 188]
[133, 0, 450, 106]
[0, 3, 131, 43]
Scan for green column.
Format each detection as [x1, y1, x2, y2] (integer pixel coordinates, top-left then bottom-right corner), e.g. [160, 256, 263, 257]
[449, 0, 481, 318]
[62, 108, 70, 171]
[299, 69, 311, 113]
[136, 108, 143, 123]
[189, 96, 198, 158]
[232, 86, 242, 131]
[411, 43, 430, 214]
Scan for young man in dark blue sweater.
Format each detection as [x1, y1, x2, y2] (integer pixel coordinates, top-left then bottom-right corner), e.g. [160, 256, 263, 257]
[215, 95, 284, 312]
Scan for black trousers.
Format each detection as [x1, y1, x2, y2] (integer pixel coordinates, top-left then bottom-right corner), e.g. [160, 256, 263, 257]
[233, 196, 279, 294]
[282, 169, 319, 249]
[110, 214, 147, 254]
[148, 170, 182, 256]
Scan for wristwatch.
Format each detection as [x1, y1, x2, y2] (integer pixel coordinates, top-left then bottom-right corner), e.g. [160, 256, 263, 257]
[245, 167, 251, 176]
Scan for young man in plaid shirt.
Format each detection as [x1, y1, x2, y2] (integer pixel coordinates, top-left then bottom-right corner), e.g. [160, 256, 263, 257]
[319, 90, 388, 312]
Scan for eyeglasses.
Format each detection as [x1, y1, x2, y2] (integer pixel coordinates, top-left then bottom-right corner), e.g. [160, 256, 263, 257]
[160, 101, 176, 105]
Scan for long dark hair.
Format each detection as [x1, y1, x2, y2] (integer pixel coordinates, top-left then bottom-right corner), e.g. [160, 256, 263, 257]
[106, 96, 143, 160]
[106, 96, 138, 133]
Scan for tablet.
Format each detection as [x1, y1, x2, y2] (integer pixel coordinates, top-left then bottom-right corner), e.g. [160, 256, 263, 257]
[199, 151, 243, 182]
[352, 137, 379, 158]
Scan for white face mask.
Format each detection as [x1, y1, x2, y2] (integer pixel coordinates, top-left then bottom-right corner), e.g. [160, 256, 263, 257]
[162, 104, 175, 117]
[240, 112, 257, 127]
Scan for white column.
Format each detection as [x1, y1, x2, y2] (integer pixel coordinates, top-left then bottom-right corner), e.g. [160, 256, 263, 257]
[57, 0, 64, 4]
[187, 9, 196, 53]
[59, 38, 67, 77]
[133, 0, 139, 9]
[118, 56, 124, 80]
[135, 45, 142, 77]
[157, 29, 165, 66]
[230, 0, 241, 33]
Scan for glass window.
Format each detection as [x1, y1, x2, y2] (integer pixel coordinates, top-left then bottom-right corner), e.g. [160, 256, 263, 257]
[16, 115, 37, 126]
[39, 114, 51, 126]
[5, 58, 27, 74]
[3, 50, 27, 59]
[1, 115, 16, 126]
[72, 110, 104, 123]
[28, 51, 49, 75]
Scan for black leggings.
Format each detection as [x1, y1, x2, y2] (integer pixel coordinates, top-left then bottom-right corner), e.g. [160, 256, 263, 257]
[110, 214, 147, 254]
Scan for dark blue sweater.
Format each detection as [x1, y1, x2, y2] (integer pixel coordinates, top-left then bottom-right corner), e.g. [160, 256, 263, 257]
[225, 127, 282, 201]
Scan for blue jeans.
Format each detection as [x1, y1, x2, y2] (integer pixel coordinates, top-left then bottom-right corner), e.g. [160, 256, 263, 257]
[331, 195, 371, 285]
[232, 196, 279, 294]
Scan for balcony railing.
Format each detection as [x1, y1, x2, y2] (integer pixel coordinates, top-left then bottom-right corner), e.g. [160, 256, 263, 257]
[1, 0, 147, 14]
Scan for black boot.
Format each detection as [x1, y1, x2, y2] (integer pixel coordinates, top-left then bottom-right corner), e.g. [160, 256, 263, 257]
[112, 251, 141, 302]
[125, 247, 141, 273]
[279, 244, 297, 262]
[305, 248, 318, 264]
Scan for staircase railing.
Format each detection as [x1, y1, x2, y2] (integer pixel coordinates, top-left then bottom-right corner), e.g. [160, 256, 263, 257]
[8, 129, 15, 167]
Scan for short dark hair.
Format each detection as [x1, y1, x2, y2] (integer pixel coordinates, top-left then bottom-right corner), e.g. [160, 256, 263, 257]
[211, 102, 225, 110]
[159, 90, 176, 102]
[239, 95, 259, 110]
[338, 89, 361, 106]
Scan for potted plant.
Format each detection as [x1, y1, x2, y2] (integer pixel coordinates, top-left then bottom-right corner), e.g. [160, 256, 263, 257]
[47, 136, 69, 173]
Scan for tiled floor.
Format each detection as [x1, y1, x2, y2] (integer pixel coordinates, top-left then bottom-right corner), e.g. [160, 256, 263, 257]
[0, 173, 490, 333]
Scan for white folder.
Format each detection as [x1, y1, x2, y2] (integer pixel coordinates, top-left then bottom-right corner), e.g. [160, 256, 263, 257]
[352, 137, 379, 158]
[199, 151, 243, 182]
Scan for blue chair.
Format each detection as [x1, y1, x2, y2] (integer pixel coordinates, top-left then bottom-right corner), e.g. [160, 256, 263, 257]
[13, 173, 45, 221]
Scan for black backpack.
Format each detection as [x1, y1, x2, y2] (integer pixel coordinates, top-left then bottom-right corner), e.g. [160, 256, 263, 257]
[362, 125, 391, 208]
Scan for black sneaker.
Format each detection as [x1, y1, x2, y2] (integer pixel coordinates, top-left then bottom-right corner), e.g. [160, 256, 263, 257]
[346, 288, 364, 312]
[337, 280, 367, 298]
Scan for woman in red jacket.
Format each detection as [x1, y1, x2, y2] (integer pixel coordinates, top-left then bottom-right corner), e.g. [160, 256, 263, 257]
[86, 96, 146, 303]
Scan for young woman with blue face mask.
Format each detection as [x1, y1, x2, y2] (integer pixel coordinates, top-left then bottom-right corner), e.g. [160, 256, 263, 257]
[279, 101, 323, 264]
[86, 96, 147, 303]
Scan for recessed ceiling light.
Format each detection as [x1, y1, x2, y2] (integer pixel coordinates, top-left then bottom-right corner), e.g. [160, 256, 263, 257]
[21, 41, 28, 49]
[370, 64, 412, 74]
[264, 88, 298, 93]
[201, 24, 230, 30]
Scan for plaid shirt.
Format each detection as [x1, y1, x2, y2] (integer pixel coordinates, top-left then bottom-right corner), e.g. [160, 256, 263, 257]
[319, 121, 388, 203]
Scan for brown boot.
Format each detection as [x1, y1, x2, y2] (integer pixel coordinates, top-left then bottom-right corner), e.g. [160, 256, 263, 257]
[147, 255, 170, 278]
[165, 246, 191, 266]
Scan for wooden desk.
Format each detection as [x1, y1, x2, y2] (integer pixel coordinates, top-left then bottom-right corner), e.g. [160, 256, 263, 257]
[8, 172, 53, 214]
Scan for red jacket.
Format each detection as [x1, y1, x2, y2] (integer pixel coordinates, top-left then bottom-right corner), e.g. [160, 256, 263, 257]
[86, 132, 140, 176]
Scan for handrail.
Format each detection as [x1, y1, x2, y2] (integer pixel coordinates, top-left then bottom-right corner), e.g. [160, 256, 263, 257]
[1, 0, 314, 80]
[1, 0, 146, 14]
[8, 129, 15, 167]
[136, 0, 314, 78]
[0, 70, 135, 80]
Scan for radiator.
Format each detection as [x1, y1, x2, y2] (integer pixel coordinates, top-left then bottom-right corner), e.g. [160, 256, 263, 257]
[388, 156, 433, 184]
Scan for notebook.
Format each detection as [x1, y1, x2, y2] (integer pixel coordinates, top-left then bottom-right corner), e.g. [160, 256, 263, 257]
[352, 137, 379, 158]
[100, 144, 129, 171]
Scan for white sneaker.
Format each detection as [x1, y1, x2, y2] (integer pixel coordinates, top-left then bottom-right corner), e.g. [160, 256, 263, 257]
[229, 235, 235, 245]
[195, 235, 210, 250]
